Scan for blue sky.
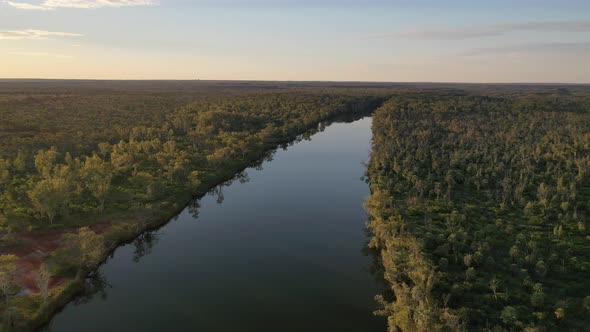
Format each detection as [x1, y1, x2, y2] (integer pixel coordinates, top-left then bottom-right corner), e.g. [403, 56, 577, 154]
[1, 0, 589, 82]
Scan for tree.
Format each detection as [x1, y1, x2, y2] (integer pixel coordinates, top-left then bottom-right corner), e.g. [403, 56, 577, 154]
[500, 306, 518, 326]
[463, 254, 473, 267]
[28, 177, 69, 224]
[489, 277, 499, 300]
[0, 159, 10, 185]
[110, 141, 134, 170]
[12, 151, 26, 173]
[537, 183, 550, 207]
[81, 154, 112, 212]
[438, 257, 449, 270]
[187, 171, 202, 192]
[77, 227, 105, 271]
[554, 307, 565, 320]
[97, 142, 111, 159]
[530, 284, 544, 308]
[509, 245, 520, 262]
[34, 147, 58, 179]
[35, 263, 51, 303]
[0, 255, 18, 301]
[187, 129, 206, 151]
[534, 261, 547, 277]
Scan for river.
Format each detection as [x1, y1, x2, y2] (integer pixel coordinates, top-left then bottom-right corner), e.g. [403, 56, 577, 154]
[42, 115, 385, 332]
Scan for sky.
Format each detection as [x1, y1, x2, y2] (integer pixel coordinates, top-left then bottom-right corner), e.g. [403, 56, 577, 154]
[0, 0, 589, 82]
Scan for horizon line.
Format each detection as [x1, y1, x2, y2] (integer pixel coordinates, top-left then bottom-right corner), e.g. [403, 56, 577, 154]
[0, 78, 589, 86]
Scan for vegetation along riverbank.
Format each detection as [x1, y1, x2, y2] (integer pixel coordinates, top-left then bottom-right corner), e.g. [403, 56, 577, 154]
[2, 80, 590, 331]
[366, 91, 590, 331]
[0, 80, 386, 331]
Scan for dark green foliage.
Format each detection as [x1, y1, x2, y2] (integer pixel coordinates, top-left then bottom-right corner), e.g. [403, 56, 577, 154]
[2, 81, 590, 331]
[0, 82, 385, 232]
[367, 92, 590, 331]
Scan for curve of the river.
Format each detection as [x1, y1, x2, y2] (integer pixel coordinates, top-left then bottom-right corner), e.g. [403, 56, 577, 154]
[43, 115, 385, 332]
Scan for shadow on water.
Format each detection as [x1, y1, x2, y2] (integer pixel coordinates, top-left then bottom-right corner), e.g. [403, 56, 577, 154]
[361, 229, 393, 303]
[75, 272, 111, 305]
[132, 231, 159, 263]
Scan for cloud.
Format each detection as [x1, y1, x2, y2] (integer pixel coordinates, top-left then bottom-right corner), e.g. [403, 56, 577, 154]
[507, 21, 590, 32]
[8, 51, 75, 58]
[5, 0, 154, 10]
[392, 27, 502, 40]
[6, 0, 51, 9]
[365, 20, 590, 40]
[0, 29, 83, 40]
[461, 41, 590, 57]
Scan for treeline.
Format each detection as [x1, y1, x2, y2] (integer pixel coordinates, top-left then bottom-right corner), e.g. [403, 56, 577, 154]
[367, 93, 590, 331]
[0, 92, 382, 233]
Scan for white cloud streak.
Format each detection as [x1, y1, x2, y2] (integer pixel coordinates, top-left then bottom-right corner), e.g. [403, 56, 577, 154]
[461, 42, 590, 57]
[5, 0, 154, 10]
[0, 29, 83, 40]
[365, 21, 590, 40]
[6, 1, 51, 9]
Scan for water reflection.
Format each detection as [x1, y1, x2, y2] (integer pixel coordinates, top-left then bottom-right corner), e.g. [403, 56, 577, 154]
[83, 110, 377, 296]
[76, 272, 111, 305]
[44, 113, 384, 332]
[132, 231, 159, 263]
[186, 199, 201, 219]
[361, 229, 393, 304]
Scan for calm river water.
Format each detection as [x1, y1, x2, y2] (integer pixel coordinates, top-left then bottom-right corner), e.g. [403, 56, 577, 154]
[43, 115, 385, 332]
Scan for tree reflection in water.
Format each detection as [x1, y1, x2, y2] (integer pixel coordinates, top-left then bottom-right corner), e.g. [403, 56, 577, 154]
[67, 111, 377, 318]
[132, 231, 159, 263]
[75, 271, 112, 305]
[205, 169, 253, 206]
[361, 227, 394, 304]
[187, 199, 201, 219]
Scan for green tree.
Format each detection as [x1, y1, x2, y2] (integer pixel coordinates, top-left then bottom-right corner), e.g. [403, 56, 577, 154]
[97, 142, 112, 159]
[0, 159, 10, 185]
[34, 147, 58, 179]
[12, 151, 26, 173]
[554, 307, 565, 320]
[530, 284, 544, 308]
[28, 177, 69, 224]
[81, 154, 112, 212]
[500, 306, 518, 326]
[0, 255, 18, 301]
[465, 267, 476, 281]
[463, 254, 473, 267]
[35, 263, 51, 303]
[187, 171, 202, 192]
[66, 227, 106, 270]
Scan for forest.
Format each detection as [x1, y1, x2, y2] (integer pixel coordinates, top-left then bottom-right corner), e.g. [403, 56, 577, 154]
[367, 91, 590, 331]
[1, 80, 590, 331]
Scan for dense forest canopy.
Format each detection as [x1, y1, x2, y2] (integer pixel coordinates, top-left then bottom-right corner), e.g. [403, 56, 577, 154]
[367, 93, 590, 331]
[0, 82, 387, 232]
[1, 80, 590, 331]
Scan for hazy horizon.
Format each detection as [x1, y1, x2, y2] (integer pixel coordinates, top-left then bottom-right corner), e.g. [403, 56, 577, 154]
[2, 0, 589, 83]
[2, 78, 590, 85]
